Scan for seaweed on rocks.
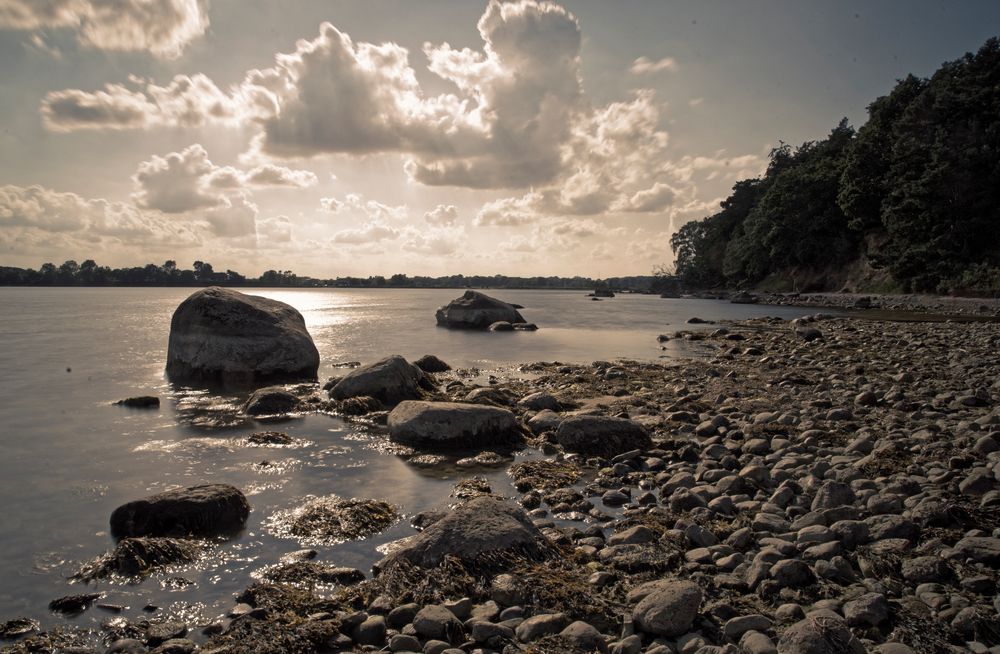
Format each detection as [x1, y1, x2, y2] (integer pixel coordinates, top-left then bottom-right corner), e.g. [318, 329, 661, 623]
[257, 562, 365, 588]
[73, 537, 203, 581]
[509, 460, 582, 492]
[202, 608, 341, 654]
[265, 496, 398, 546]
[507, 559, 628, 632]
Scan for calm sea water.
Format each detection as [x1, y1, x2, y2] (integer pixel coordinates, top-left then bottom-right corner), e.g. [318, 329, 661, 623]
[0, 287, 821, 632]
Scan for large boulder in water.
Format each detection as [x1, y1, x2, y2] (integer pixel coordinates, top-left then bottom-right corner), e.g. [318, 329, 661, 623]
[166, 287, 319, 384]
[329, 355, 428, 406]
[388, 401, 522, 450]
[435, 291, 525, 329]
[555, 415, 651, 458]
[110, 484, 250, 539]
[376, 496, 550, 570]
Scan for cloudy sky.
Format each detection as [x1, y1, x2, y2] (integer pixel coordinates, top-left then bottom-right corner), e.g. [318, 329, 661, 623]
[1, 1, 998, 278]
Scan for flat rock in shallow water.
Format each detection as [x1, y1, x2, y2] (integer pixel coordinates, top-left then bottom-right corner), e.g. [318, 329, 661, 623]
[110, 483, 250, 539]
[166, 287, 319, 384]
[388, 401, 522, 450]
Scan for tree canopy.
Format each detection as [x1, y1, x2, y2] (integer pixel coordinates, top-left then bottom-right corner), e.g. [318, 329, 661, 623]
[672, 37, 1000, 294]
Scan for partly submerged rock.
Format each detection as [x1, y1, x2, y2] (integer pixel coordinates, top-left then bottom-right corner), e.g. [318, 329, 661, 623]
[0, 618, 39, 639]
[74, 537, 202, 580]
[242, 387, 301, 416]
[329, 355, 428, 406]
[413, 354, 451, 373]
[268, 496, 397, 545]
[48, 594, 102, 615]
[554, 415, 652, 458]
[113, 396, 160, 409]
[435, 291, 526, 330]
[166, 287, 319, 384]
[376, 495, 552, 571]
[110, 483, 250, 539]
[388, 401, 523, 450]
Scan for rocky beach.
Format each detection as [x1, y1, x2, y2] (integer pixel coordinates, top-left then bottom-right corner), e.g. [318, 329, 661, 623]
[3, 289, 1000, 654]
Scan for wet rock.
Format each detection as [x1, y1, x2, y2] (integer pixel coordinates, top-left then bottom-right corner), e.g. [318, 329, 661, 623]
[527, 409, 562, 434]
[489, 321, 514, 331]
[110, 483, 250, 539]
[114, 396, 160, 409]
[388, 401, 522, 450]
[166, 287, 319, 383]
[336, 395, 384, 415]
[242, 386, 301, 416]
[631, 580, 702, 637]
[436, 291, 526, 329]
[145, 622, 187, 646]
[330, 355, 428, 406]
[554, 415, 651, 458]
[376, 496, 551, 570]
[414, 354, 451, 373]
[75, 537, 201, 580]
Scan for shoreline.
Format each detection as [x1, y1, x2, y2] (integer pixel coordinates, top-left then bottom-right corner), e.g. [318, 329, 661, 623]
[3, 313, 999, 653]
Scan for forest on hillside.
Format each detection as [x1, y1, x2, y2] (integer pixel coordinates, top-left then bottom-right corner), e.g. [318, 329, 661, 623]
[671, 37, 1000, 295]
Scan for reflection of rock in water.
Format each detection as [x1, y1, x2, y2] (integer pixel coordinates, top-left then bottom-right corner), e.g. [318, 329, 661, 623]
[265, 495, 398, 546]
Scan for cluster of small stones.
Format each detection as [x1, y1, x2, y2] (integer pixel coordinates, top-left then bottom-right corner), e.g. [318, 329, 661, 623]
[4, 315, 1000, 654]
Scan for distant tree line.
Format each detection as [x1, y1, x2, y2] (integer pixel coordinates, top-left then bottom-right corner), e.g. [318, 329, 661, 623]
[0, 259, 675, 293]
[671, 37, 1000, 295]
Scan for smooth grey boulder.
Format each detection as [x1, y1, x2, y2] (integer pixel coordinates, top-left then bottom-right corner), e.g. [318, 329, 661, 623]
[631, 580, 702, 637]
[110, 484, 250, 539]
[388, 401, 522, 450]
[166, 287, 319, 383]
[953, 536, 1000, 566]
[330, 355, 427, 406]
[242, 387, 301, 416]
[777, 616, 865, 653]
[555, 415, 651, 458]
[375, 496, 550, 570]
[435, 290, 526, 329]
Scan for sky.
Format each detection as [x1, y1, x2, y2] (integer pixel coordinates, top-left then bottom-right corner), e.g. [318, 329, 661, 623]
[1, 1, 998, 278]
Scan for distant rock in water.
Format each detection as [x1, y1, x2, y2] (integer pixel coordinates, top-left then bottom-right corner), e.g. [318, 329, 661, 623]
[113, 396, 160, 409]
[166, 287, 319, 384]
[329, 355, 429, 406]
[435, 290, 526, 329]
[110, 483, 250, 539]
